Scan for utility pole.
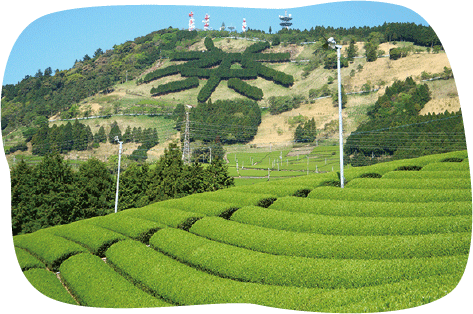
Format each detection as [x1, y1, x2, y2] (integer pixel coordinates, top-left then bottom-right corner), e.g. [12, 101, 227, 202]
[114, 136, 123, 214]
[182, 107, 191, 164]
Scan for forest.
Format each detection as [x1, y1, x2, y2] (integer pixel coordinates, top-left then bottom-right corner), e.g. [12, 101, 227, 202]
[10, 142, 233, 236]
[345, 77, 466, 166]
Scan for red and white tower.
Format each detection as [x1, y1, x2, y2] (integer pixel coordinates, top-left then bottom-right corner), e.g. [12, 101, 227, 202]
[202, 13, 210, 31]
[242, 18, 247, 32]
[188, 12, 195, 31]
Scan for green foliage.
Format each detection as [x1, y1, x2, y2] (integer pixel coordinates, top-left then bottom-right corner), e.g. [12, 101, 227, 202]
[24, 268, 77, 305]
[151, 228, 468, 289]
[227, 78, 263, 100]
[268, 95, 305, 115]
[189, 217, 470, 259]
[15, 247, 45, 271]
[294, 117, 316, 143]
[60, 253, 171, 307]
[14, 231, 88, 272]
[191, 99, 261, 144]
[150, 77, 199, 95]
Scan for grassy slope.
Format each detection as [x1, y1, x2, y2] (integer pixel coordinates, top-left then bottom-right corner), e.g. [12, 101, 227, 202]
[13, 150, 471, 311]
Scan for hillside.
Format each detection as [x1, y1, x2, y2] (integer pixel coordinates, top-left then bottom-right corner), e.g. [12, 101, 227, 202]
[13, 150, 471, 310]
[2, 28, 460, 168]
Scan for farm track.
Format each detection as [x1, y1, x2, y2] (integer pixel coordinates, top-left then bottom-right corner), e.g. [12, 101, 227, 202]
[13, 150, 472, 311]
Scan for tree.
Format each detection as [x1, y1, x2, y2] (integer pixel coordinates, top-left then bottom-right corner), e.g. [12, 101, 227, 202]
[205, 156, 234, 191]
[109, 121, 122, 143]
[346, 38, 358, 61]
[269, 26, 272, 34]
[94, 125, 107, 143]
[11, 159, 35, 235]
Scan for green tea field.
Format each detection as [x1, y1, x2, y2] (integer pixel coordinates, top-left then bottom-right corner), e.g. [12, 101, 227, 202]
[13, 150, 471, 311]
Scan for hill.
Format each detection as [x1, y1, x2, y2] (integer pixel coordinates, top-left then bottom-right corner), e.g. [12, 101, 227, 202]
[13, 150, 471, 310]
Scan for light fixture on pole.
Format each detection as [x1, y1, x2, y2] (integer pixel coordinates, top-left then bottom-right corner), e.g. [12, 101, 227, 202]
[327, 37, 345, 188]
[114, 136, 123, 213]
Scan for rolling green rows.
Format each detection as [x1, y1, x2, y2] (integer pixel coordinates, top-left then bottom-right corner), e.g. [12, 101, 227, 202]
[230, 206, 472, 236]
[346, 178, 471, 189]
[14, 231, 88, 271]
[184, 190, 276, 208]
[381, 170, 471, 179]
[150, 228, 468, 289]
[307, 186, 472, 202]
[232, 183, 313, 197]
[23, 268, 77, 305]
[60, 253, 172, 308]
[157, 198, 237, 217]
[189, 217, 470, 259]
[86, 214, 164, 244]
[44, 221, 126, 257]
[421, 162, 470, 171]
[15, 247, 44, 271]
[269, 196, 472, 217]
[105, 239, 463, 312]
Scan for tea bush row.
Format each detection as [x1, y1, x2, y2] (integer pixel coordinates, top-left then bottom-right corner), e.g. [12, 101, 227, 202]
[44, 221, 126, 257]
[119, 204, 203, 230]
[269, 196, 472, 217]
[346, 178, 471, 190]
[230, 206, 471, 236]
[307, 186, 472, 203]
[86, 214, 164, 243]
[15, 247, 44, 271]
[421, 162, 470, 172]
[14, 231, 88, 271]
[157, 197, 237, 217]
[105, 240, 462, 312]
[189, 217, 470, 259]
[382, 170, 470, 179]
[60, 253, 171, 308]
[185, 190, 276, 208]
[23, 268, 77, 305]
[150, 228, 468, 289]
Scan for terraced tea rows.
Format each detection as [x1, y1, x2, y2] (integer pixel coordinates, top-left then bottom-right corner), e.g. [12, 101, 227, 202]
[13, 150, 471, 312]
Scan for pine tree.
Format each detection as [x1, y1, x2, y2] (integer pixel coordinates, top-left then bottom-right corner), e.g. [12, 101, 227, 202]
[109, 121, 122, 143]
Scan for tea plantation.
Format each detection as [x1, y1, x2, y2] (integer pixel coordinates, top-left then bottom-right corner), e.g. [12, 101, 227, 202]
[13, 150, 471, 311]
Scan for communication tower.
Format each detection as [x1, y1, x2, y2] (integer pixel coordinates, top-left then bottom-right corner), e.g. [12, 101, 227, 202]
[202, 13, 210, 31]
[242, 18, 247, 32]
[188, 12, 195, 31]
[279, 10, 293, 29]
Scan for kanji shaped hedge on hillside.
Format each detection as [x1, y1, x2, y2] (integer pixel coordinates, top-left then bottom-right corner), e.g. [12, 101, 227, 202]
[146, 37, 293, 102]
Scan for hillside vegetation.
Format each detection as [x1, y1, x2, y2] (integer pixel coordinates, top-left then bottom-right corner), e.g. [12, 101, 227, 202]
[13, 150, 471, 310]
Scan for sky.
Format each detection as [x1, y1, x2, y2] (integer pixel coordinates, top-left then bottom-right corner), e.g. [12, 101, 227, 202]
[0, 1, 430, 85]
[1, 1, 473, 314]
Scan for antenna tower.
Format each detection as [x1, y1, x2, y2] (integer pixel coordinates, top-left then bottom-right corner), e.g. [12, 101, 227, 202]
[242, 18, 247, 32]
[182, 109, 191, 164]
[279, 10, 293, 29]
[202, 13, 210, 31]
[188, 12, 195, 31]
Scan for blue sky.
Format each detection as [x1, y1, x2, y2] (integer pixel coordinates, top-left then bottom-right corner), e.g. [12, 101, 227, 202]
[1, 1, 429, 85]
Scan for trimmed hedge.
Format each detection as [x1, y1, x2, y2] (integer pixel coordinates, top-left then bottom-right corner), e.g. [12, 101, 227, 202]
[189, 217, 470, 259]
[185, 190, 276, 208]
[60, 253, 171, 308]
[44, 221, 126, 257]
[233, 183, 312, 197]
[421, 162, 470, 172]
[230, 206, 471, 236]
[269, 196, 472, 217]
[142, 64, 181, 83]
[24, 268, 77, 305]
[86, 214, 164, 244]
[150, 77, 199, 96]
[307, 186, 472, 202]
[15, 247, 45, 271]
[119, 205, 204, 230]
[105, 240, 464, 312]
[158, 198, 238, 217]
[382, 170, 471, 179]
[14, 231, 88, 272]
[346, 178, 471, 190]
[150, 228, 468, 289]
[197, 75, 221, 103]
[227, 78, 263, 100]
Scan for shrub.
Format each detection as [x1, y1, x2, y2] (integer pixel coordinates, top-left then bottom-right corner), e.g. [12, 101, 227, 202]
[270, 196, 472, 217]
[44, 221, 126, 257]
[441, 157, 464, 162]
[197, 76, 221, 103]
[86, 214, 165, 244]
[230, 206, 471, 236]
[228, 78, 263, 100]
[60, 253, 171, 307]
[189, 217, 470, 259]
[346, 178, 471, 190]
[119, 204, 204, 230]
[158, 197, 238, 216]
[14, 231, 88, 272]
[15, 247, 45, 271]
[185, 190, 276, 208]
[421, 162, 470, 172]
[382, 171, 470, 180]
[256, 197, 277, 208]
[151, 77, 199, 95]
[143, 64, 181, 83]
[24, 268, 77, 305]
[150, 228, 468, 289]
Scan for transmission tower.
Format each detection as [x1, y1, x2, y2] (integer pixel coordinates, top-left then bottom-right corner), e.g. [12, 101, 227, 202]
[182, 108, 191, 164]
